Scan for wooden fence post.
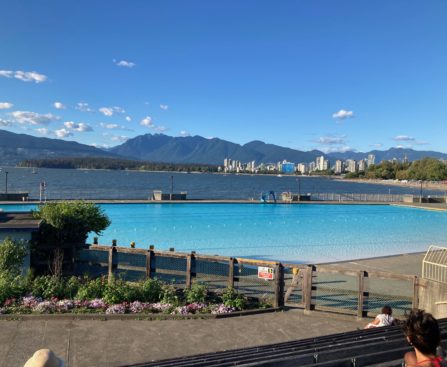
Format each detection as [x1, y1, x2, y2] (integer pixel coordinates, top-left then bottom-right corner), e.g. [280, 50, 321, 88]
[274, 263, 284, 308]
[412, 276, 419, 310]
[146, 249, 153, 279]
[186, 254, 193, 289]
[228, 258, 235, 288]
[108, 246, 117, 283]
[357, 270, 367, 319]
[303, 265, 314, 312]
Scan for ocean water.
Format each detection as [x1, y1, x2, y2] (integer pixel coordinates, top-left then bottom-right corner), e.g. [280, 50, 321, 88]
[2, 203, 446, 263]
[0, 166, 445, 200]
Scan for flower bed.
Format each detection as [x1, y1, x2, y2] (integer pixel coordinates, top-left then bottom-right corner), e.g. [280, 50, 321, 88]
[0, 296, 236, 316]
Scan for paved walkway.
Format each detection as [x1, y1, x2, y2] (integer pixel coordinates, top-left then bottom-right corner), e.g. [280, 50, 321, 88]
[0, 310, 366, 367]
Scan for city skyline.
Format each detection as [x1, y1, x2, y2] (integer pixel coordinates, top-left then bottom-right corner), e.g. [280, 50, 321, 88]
[1, 1, 446, 153]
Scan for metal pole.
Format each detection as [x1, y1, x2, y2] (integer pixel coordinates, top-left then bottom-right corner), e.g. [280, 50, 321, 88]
[170, 175, 173, 200]
[420, 181, 423, 203]
[5, 171, 8, 194]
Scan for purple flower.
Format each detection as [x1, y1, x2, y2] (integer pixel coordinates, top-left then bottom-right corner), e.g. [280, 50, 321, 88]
[21, 296, 42, 308]
[88, 299, 107, 309]
[211, 304, 235, 314]
[33, 301, 56, 314]
[105, 303, 127, 314]
[56, 300, 74, 311]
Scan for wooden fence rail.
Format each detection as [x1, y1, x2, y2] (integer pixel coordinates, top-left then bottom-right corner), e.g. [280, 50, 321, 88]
[75, 244, 418, 317]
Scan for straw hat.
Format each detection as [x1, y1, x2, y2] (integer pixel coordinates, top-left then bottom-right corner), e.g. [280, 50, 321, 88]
[23, 349, 64, 367]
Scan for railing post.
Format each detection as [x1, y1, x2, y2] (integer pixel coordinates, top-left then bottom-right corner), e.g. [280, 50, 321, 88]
[228, 257, 235, 288]
[186, 253, 193, 289]
[108, 245, 117, 283]
[303, 265, 314, 312]
[146, 249, 153, 279]
[274, 263, 284, 308]
[412, 276, 419, 309]
[357, 270, 368, 319]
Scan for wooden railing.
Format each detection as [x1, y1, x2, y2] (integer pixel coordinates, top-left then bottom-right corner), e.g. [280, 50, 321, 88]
[75, 244, 418, 317]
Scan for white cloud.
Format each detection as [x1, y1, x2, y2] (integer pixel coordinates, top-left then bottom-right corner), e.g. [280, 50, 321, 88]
[10, 111, 60, 125]
[110, 135, 129, 143]
[0, 70, 47, 83]
[36, 128, 50, 135]
[140, 116, 154, 127]
[414, 141, 429, 146]
[53, 101, 66, 110]
[100, 123, 120, 129]
[317, 136, 346, 145]
[91, 143, 111, 149]
[125, 116, 132, 122]
[155, 126, 168, 132]
[321, 146, 354, 153]
[64, 121, 93, 132]
[0, 118, 12, 126]
[0, 102, 13, 109]
[54, 128, 73, 138]
[370, 143, 383, 149]
[332, 109, 354, 120]
[113, 59, 136, 68]
[393, 135, 415, 142]
[160, 104, 169, 111]
[99, 107, 114, 116]
[179, 130, 190, 137]
[76, 102, 94, 112]
[99, 106, 125, 117]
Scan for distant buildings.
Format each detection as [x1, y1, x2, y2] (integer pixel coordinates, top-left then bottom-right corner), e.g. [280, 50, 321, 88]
[222, 153, 409, 175]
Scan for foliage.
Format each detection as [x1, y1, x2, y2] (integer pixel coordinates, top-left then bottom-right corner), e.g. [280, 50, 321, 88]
[103, 277, 139, 304]
[75, 277, 106, 300]
[161, 284, 179, 305]
[139, 278, 162, 303]
[19, 157, 218, 173]
[33, 201, 111, 246]
[0, 237, 28, 277]
[221, 287, 247, 310]
[31, 275, 66, 299]
[184, 283, 208, 304]
[0, 274, 28, 305]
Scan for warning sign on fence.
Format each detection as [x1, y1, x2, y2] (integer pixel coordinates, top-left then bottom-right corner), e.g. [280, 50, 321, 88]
[258, 266, 274, 280]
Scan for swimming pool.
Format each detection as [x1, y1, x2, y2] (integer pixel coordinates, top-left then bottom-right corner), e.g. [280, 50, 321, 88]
[2, 203, 446, 263]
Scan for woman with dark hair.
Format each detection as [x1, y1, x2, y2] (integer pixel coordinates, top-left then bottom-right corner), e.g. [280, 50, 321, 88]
[403, 309, 444, 367]
[365, 305, 396, 329]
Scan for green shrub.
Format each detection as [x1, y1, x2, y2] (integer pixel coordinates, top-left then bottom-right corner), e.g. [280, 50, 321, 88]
[161, 284, 179, 305]
[65, 276, 81, 299]
[0, 237, 28, 277]
[31, 275, 66, 299]
[75, 277, 106, 300]
[139, 279, 162, 302]
[0, 274, 27, 305]
[221, 287, 247, 310]
[103, 278, 139, 304]
[184, 283, 208, 304]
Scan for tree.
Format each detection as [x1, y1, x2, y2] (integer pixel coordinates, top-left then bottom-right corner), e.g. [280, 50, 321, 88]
[32, 201, 111, 275]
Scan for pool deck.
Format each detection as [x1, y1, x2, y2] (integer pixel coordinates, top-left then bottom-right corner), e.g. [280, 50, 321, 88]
[1, 199, 446, 211]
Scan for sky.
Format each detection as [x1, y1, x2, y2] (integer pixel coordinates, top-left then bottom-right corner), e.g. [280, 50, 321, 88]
[0, 0, 446, 153]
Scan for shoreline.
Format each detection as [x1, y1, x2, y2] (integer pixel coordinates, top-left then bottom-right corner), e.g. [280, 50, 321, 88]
[336, 177, 447, 192]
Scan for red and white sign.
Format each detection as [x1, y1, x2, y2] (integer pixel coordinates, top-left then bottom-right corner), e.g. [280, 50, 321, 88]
[258, 266, 274, 280]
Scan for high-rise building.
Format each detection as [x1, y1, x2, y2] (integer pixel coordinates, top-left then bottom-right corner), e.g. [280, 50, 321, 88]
[335, 160, 343, 174]
[296, 163, 308, 174]
[346, 159, 357, 173]
[316, 156, 328, 171]
[367, 154, 375, 167]
[358, 159, 366, 172]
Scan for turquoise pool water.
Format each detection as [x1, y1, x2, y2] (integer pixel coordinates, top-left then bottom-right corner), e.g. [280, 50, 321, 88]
[2, 203, 446, 263]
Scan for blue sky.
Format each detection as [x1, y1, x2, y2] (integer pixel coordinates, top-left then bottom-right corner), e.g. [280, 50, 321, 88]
[1, 0, 446, 153]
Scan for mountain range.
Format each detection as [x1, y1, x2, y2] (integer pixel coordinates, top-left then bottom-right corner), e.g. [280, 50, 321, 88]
[1, 129, 447, 166]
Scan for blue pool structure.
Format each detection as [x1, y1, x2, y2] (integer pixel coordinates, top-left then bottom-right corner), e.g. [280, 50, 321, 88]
[1, 203, 446, 263]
